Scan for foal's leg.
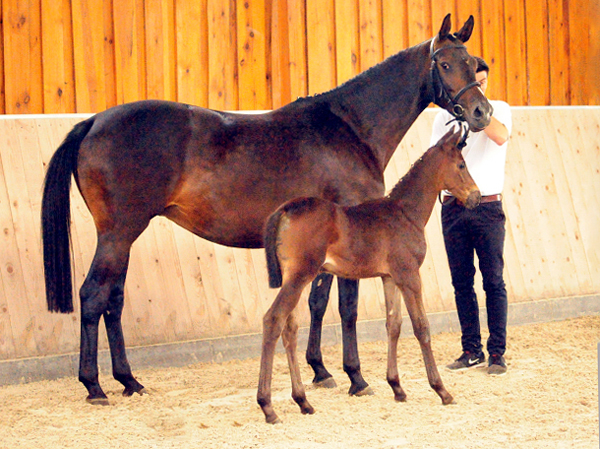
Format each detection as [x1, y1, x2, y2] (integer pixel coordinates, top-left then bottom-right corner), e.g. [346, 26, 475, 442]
[306, 273, 336, 387]
[258, 278, 311, 423]
[382, 276, 406, 402]
[338, 278, 371, 396]
[282, 310, 315, 415]
[398, 274, 454, 405]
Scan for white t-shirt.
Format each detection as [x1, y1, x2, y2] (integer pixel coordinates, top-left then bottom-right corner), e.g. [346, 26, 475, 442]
[430, 100, 512, 196]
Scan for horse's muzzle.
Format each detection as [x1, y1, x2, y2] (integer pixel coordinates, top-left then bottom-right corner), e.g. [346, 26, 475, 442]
[464, 190, 481, 209]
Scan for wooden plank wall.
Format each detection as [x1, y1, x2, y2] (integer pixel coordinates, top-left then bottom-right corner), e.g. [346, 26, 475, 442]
[0, 0, 599, 115]
[0, 107, 598, 361]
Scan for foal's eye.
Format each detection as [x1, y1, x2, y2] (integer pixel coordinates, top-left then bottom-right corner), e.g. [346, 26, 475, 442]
[458, 162, 466, 169]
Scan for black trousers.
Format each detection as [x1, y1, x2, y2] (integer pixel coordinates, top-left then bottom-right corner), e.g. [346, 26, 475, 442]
[441, 200, 508, 356]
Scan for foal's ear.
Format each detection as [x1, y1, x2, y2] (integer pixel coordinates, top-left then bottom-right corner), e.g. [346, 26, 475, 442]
[437, 14, 452, 41]
[454, 15, 474, 43]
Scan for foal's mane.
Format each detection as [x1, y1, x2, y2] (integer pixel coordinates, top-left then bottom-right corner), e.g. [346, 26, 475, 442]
[386, 144, 441, 201]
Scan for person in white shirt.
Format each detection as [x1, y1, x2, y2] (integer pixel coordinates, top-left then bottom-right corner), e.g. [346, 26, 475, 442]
[430, 56, 512, 375]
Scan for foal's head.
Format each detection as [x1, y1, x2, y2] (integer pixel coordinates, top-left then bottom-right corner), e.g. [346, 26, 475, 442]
[435, 127, 481, 209]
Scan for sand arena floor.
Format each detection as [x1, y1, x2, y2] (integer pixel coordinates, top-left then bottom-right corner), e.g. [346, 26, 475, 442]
[1, 315, 598, 448]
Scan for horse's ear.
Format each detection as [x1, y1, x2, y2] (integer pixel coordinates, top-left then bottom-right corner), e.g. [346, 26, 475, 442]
[437, 14, 452, 42]
[454, 15, 474, 43]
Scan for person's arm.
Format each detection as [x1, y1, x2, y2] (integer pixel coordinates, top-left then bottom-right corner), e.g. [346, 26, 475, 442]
[484, 115, 509, 146]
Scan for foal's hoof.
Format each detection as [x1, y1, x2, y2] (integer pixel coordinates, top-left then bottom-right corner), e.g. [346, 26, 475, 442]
[442, 394, 456, 405]
[313, 377, 337, 389]
[351, 386, 374, 397]
[86, 396, 110, 406]
[265, 414, 282, 425]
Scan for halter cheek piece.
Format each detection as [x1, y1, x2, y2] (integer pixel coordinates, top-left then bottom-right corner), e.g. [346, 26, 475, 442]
[429, 38, 482, 122]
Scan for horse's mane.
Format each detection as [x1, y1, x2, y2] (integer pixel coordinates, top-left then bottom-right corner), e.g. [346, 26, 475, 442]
[291, 40, 429, 105]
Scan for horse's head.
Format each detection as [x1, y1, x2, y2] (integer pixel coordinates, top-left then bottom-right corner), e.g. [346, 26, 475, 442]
[430, 14, 492, 132]
[436, 127, 481, 209]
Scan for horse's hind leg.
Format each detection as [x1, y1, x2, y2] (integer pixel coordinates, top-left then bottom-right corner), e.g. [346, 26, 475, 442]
[338, 277, 371, 396]
[382, 276, 406, 402]
[306, 273, 336, 387]
[398, 274, 454, 405]
[282, 310, 314, 415]
[79, 236, 143, 403]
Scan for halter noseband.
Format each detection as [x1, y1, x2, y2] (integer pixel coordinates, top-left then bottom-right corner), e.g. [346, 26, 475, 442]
[429, 38, 482, 122]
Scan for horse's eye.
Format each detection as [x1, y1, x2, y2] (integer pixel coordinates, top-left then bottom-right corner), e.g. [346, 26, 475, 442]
[441, 62, 450, 70]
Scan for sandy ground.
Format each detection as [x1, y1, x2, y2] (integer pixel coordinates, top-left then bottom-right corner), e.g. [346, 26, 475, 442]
[1, 316, 598, 449]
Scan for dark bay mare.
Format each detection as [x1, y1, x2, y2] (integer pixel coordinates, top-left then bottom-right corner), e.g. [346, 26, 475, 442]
[42, 14, 491, 405]
[259, 128, 480, 423]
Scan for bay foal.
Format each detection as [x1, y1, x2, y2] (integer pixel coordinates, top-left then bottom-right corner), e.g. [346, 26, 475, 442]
[258, 128, 481, 423]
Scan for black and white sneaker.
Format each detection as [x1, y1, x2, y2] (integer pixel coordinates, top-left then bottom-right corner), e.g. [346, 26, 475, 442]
[488, 354, 507, 376]
[446, 351, 486, 371]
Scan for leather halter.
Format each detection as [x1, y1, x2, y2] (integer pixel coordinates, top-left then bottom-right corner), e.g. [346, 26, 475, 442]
[429, 38, 482, 121]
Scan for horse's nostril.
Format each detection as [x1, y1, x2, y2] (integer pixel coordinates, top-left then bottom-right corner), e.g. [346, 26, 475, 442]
[473, 106, 482, 119]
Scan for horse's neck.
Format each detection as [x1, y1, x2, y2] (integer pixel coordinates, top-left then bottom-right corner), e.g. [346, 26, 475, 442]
[388, 149, 441, 229]
[328, 41, 433, 171]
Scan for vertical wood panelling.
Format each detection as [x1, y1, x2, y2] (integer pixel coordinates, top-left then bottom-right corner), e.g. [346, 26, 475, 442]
[358, 0, 383, 72]
[480, 0, 507, 101]
[270, 0, 291, 108]
[175, 0, 208, 107]
[2, 0, 43, 113]
[207, 0, 237, 110]
[286, 0, 308, 100]
[503, 0, 528, 106]
[0, 0, 598, 110]
[524, 0, 550, 105]
[71, 0, 116, 112]
[40, 0, 75, 113]
[236, 0, 269, 109]
[407, 0, 431, 46]
[113, 0, 146, 104]
[455, 0, 482, 57]
[335, 0, 360, 85]
[306, 0, 336, 95]
[547, 0, 570, 105]
[145, 0, 177, 102]
[382, 0, 408, 58]
[0, 6, 5, 114]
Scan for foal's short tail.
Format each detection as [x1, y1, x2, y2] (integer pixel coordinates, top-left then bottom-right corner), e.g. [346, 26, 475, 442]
[42, 117, 95, 313]
[264, 208, 285, 289]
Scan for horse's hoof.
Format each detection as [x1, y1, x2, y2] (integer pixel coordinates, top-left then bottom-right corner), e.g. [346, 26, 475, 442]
[352, 386, 374, 397]
[123, 386, 147, 397]
[86, 396, 110, 406]
[301, 404, 315, 415]
[313, 377, 337, 389]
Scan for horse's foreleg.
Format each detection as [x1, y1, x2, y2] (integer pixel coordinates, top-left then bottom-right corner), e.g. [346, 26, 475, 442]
[383, 277, 406, 402]
[282, 311, 314, 416]
[306, 273, 336, 388]
[400, 275, 454, 405]
[258, 280, 307, 424]
[104, 264, 145, 397]
[338, 277, 371, 396]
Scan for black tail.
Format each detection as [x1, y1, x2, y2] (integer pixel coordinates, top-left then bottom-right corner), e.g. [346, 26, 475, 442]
[42, 118, 95, 313]
[264, 208, 285, 289]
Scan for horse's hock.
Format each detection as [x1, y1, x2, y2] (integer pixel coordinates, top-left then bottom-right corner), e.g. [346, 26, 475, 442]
[0, 107, 599, 384]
